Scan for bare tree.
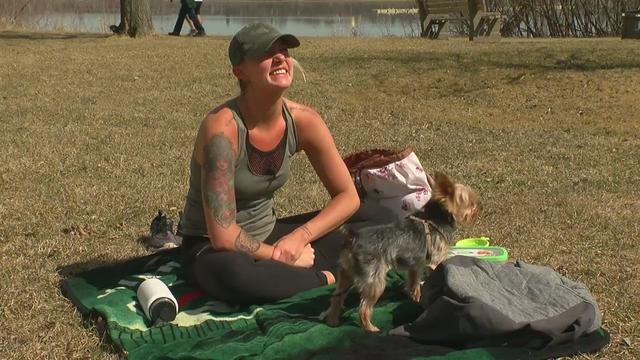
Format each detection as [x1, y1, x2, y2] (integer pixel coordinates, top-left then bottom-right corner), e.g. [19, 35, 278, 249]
[486, 0, 640, 37]
[110, 0, 154, 37]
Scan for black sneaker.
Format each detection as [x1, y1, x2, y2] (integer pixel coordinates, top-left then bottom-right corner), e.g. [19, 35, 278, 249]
[146, 210, 181, 251]
[193, 31, 206, 37]
[168, 32, 180, 36]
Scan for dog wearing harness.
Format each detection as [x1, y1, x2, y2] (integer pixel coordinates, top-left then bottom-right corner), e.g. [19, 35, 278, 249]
[323, 171, 480, 332]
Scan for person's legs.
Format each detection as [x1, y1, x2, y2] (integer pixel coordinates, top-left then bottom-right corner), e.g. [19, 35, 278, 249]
[186, 7, 205, 35]
[194, 1, 203, 19]
[181, 232, 328, 304]
[180, 211, 364, 304]
[193, 2, 204, 34]
[186, 16, 196, 35]
[193, 248, 327, 303]
[170, 1, 190, 35]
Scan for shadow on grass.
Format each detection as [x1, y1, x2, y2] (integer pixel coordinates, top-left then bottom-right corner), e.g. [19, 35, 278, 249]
[0, 31, 112, 41]
[315, 46, 640, 73]
[56, 247, 178, 280]
[57, 257, 127, 279]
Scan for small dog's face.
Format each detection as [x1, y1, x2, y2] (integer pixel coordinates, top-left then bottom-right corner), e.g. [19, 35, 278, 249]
[429, 171, 480, 226]
[417, 171, 480, 270]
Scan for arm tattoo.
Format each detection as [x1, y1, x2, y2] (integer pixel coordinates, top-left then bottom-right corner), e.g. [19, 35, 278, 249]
[204, 133, 236, 228]
[234, 228, 260, 254]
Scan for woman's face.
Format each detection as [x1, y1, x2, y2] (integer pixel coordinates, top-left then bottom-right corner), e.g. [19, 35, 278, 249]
[235, 39, 294, 92]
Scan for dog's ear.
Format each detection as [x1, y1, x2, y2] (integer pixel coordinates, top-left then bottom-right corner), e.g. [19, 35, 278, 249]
[433, 171, 456, 201]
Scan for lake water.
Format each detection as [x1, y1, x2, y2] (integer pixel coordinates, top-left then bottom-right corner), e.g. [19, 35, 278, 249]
[20, 0, 420, 37]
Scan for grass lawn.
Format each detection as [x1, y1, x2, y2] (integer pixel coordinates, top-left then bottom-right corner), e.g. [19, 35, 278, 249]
[0, 31, 638, 359]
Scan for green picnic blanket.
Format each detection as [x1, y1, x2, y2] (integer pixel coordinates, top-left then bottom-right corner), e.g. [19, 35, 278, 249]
[61, 249, 609, 359]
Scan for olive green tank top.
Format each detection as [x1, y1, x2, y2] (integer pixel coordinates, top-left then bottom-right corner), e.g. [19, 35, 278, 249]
[179, 98, 298, 241]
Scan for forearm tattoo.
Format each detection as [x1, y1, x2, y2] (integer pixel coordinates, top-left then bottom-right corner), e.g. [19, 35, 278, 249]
[234, 228, 260, 254]
[204, 133, 236, 228]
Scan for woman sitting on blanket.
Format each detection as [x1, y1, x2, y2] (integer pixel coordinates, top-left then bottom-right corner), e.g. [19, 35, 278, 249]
[179, 23, 360, 304]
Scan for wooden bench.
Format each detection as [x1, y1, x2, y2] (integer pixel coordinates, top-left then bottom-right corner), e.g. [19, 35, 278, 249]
[415, 0, 502, 40]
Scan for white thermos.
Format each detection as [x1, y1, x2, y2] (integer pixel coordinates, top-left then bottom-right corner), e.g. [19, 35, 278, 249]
[136, 278, 178, 326]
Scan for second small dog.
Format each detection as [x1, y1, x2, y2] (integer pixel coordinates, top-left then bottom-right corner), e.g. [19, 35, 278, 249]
[323, 171, 480, 332]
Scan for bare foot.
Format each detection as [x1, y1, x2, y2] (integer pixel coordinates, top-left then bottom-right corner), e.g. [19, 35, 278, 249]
[322, 271, 335, 285]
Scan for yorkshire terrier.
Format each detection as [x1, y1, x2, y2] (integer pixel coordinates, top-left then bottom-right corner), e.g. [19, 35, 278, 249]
[323, 171, 480, 332]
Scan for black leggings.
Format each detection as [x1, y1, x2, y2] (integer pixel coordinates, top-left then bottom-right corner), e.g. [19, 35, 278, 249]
[180, 211, 345, 304]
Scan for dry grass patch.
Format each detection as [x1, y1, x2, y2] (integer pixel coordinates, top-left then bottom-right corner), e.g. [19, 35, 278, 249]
[0, 32, 639, 359]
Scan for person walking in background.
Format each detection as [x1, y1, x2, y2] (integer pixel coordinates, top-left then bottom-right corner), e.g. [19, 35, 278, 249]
[186, 0, 205, 36]
[169, 0, 206, 37]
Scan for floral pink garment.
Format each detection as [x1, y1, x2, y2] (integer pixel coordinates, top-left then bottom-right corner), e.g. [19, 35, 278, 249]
[359, 152, 432, 219]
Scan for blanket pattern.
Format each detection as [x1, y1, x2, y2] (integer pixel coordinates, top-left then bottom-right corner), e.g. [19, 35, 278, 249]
[62, 250, 609, 360]
[62, 250, 423, 359]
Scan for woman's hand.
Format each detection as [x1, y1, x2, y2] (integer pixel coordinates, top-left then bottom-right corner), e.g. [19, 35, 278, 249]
[272, 228, 312, 264]
[271, 242, 314, 268]
[293, 244, 315, 268]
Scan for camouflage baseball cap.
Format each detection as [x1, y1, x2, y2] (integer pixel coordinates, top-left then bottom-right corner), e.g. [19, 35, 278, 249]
[228, 23, 300, 66]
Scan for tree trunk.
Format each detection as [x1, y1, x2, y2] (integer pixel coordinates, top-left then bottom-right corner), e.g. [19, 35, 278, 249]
[112, 0, 154, 37]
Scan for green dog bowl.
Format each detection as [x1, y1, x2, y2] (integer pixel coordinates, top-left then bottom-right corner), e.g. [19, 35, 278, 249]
[448, 246, 509, 262]
[455, 237, 490, 247]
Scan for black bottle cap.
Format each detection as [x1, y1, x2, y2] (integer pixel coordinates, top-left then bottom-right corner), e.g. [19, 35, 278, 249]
[149, 297, 177, 326]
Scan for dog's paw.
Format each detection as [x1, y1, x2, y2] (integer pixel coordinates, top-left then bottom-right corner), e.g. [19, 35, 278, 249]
[362, 323, 380, 332]
[409, 288, 421, 303]
[326, 317, 340, 327]
[321, 309, 341, 327]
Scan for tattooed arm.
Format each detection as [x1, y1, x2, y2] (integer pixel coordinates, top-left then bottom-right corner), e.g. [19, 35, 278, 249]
[197, 110, 275, 260]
